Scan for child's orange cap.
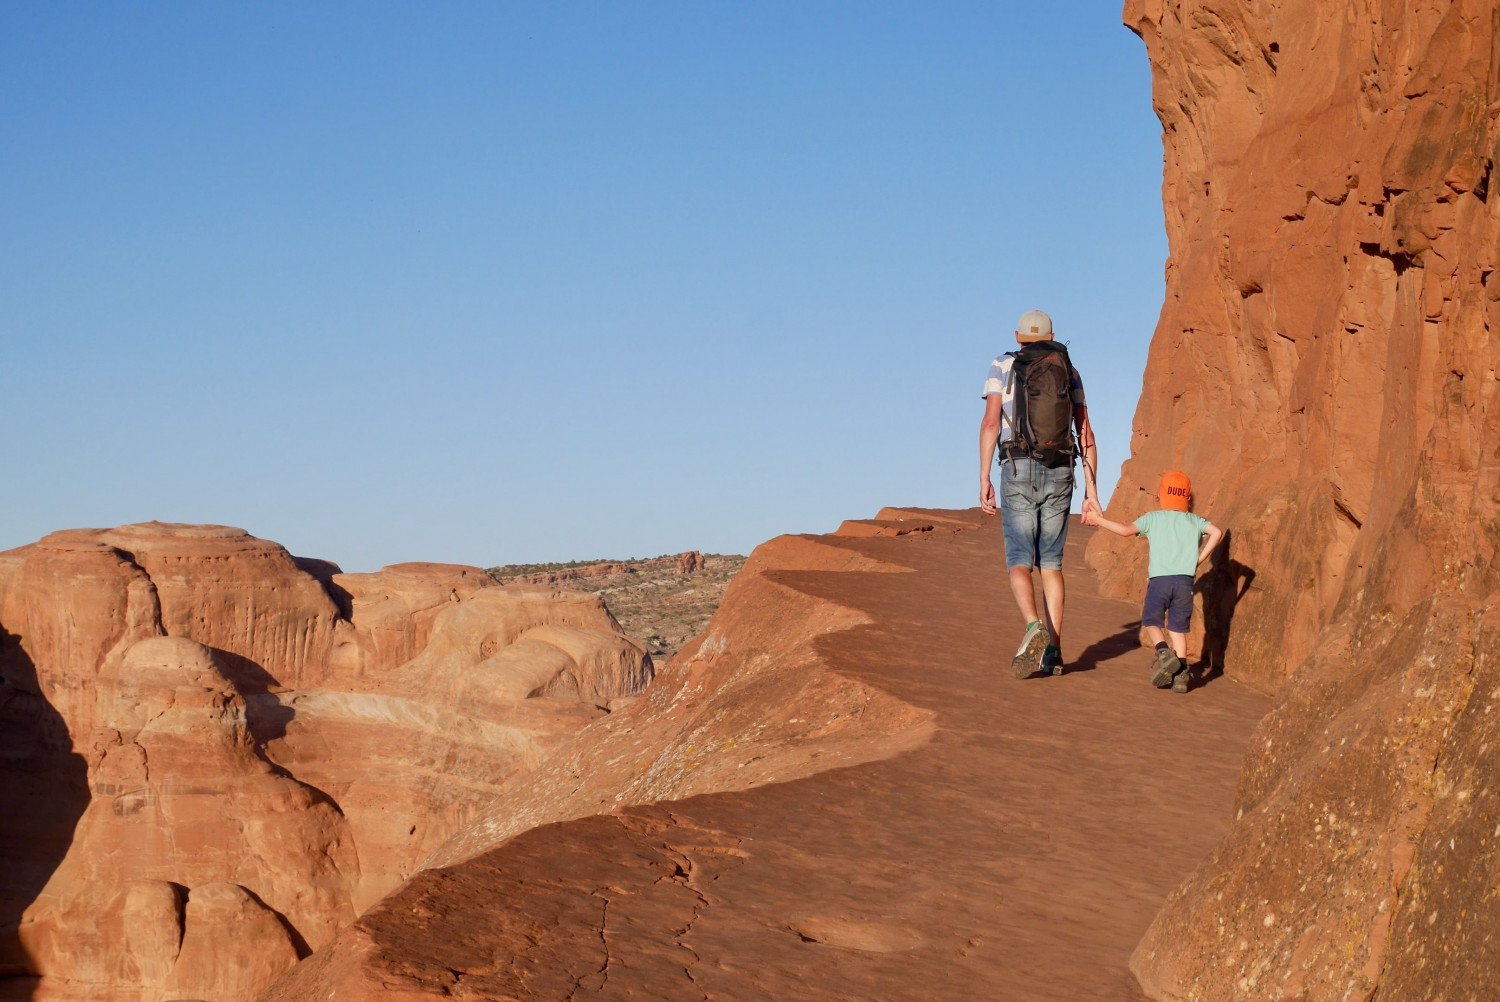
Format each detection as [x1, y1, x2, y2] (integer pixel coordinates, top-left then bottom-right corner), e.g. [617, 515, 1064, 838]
[1159, 471, 1192, 511]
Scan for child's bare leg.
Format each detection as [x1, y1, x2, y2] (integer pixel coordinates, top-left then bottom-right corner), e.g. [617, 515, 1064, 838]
[1167, 628, 1192, 692]
[1167, 630, 1188, 662]
[1145, 622, 1178, 689]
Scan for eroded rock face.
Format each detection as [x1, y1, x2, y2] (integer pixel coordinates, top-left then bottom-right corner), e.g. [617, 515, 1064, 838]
[426, 531, 935, 870]
[0, 523, 651, 999]
[263, 528, 938, 997]
[1091, 2, 1500, 998]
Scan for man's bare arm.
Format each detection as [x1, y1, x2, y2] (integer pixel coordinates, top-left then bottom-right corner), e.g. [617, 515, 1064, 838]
[979, 396, 1002, 515]
[1075, 405, 1099, 512]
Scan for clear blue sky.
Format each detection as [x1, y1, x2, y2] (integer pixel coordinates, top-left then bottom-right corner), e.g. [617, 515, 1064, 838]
[2, 2, 1165, 572]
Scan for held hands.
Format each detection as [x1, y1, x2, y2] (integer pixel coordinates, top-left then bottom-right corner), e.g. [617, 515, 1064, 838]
[1080, 496, 1103, 526]
[983, 482, 1098, 521]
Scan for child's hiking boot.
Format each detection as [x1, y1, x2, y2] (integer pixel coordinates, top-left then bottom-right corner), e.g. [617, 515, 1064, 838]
[1172, 664, 1192, 694]
[1150, 647, 1181, 689]
[1011, 620, 1048, 679]
[1041, 645, 1064, 676]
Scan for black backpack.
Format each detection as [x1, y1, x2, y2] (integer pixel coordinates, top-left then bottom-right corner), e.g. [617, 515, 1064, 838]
[1004, 341, 1078, 469]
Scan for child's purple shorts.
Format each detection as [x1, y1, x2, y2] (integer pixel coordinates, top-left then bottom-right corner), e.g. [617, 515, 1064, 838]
[1142, 574, 1195, 633]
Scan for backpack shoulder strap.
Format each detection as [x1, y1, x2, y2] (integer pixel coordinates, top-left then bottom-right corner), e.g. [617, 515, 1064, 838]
[999, 352, 1021, 434]
[1050, 340, 1076, 377]
[1001, 351, 1020, 391]
[1058, 345, 1081, 413]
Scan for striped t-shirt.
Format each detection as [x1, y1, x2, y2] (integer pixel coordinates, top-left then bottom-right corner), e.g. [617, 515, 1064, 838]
[982, 352, 1087, 445]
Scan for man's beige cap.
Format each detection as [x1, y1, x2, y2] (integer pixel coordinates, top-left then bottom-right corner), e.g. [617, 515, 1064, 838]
[1016, 309, 1054, 342]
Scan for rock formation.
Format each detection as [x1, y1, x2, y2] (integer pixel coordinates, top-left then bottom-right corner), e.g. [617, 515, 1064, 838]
[263, 515, 948, 997]
[9, 5, 1498, 996]
[490, 550, 706, 587]
[261, 509, 1273, 1000]
[0, 523, 651, 999]
[490, 551, 747, 661]
[1089, 2, 1500, 997]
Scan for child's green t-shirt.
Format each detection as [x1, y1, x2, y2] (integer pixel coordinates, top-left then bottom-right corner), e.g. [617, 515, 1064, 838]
[1133, 510, 1209, 578]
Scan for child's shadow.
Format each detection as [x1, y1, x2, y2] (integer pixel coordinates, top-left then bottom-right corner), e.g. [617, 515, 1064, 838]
[1194, 530, 1255, 685]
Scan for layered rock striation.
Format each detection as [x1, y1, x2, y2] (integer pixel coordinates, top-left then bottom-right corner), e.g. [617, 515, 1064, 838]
[0, 523, 651, 999]
[1091, 2, 1500, 997]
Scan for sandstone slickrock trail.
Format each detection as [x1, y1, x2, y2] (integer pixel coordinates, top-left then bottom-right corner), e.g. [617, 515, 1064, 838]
[267, 511, 1269, 1000]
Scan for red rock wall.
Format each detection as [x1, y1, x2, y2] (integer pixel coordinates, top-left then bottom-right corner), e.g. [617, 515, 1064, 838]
[1092, 1, 1500, 997]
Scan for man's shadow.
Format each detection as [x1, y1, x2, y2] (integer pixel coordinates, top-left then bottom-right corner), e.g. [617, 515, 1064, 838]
[1194, 530, 1255, 684]
[1070, 620, 1142, 672]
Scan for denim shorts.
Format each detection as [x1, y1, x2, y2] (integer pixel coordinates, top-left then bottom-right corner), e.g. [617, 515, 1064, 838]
[1000, 456, 1074, 570]
[1142, 574, 1195, 632]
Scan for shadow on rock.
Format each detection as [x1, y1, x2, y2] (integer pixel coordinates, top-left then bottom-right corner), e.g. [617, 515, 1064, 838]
[1194, 530, 1256, 685]
[0, 627, 89, 985]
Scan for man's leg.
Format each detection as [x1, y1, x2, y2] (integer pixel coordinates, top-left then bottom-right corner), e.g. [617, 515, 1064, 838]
[1008, 566, 1040, 624]
[1033, 464, 1072, 674]
[1167, 630, 1188, 662]
[1007, 565, 1048, 677]
[1039, 568, 1065, 655]
[1144, 625, 1167, 646]
[1000, 461, 1048, 678]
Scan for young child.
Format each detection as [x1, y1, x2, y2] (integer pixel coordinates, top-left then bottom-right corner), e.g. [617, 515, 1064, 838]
[1085, 471, 1223, 692]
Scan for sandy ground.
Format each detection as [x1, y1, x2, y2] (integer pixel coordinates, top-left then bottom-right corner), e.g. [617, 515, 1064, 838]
[287, 514, 1270, 1000]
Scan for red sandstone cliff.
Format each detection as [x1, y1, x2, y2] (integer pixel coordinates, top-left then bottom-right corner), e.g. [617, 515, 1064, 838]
[0, 523, 650, 999]
[1090, 1, 1500, 997]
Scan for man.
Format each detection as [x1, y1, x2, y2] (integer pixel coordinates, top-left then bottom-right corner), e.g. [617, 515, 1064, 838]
[979, 309, 1099, 678]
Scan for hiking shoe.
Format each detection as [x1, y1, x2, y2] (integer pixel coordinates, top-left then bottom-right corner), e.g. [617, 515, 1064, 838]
[1150, 647, 1182, 689]
[1172, 665, 1192, 694]
[1041, 646, 1064, 677]
[1011, 620, 1048, 679]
